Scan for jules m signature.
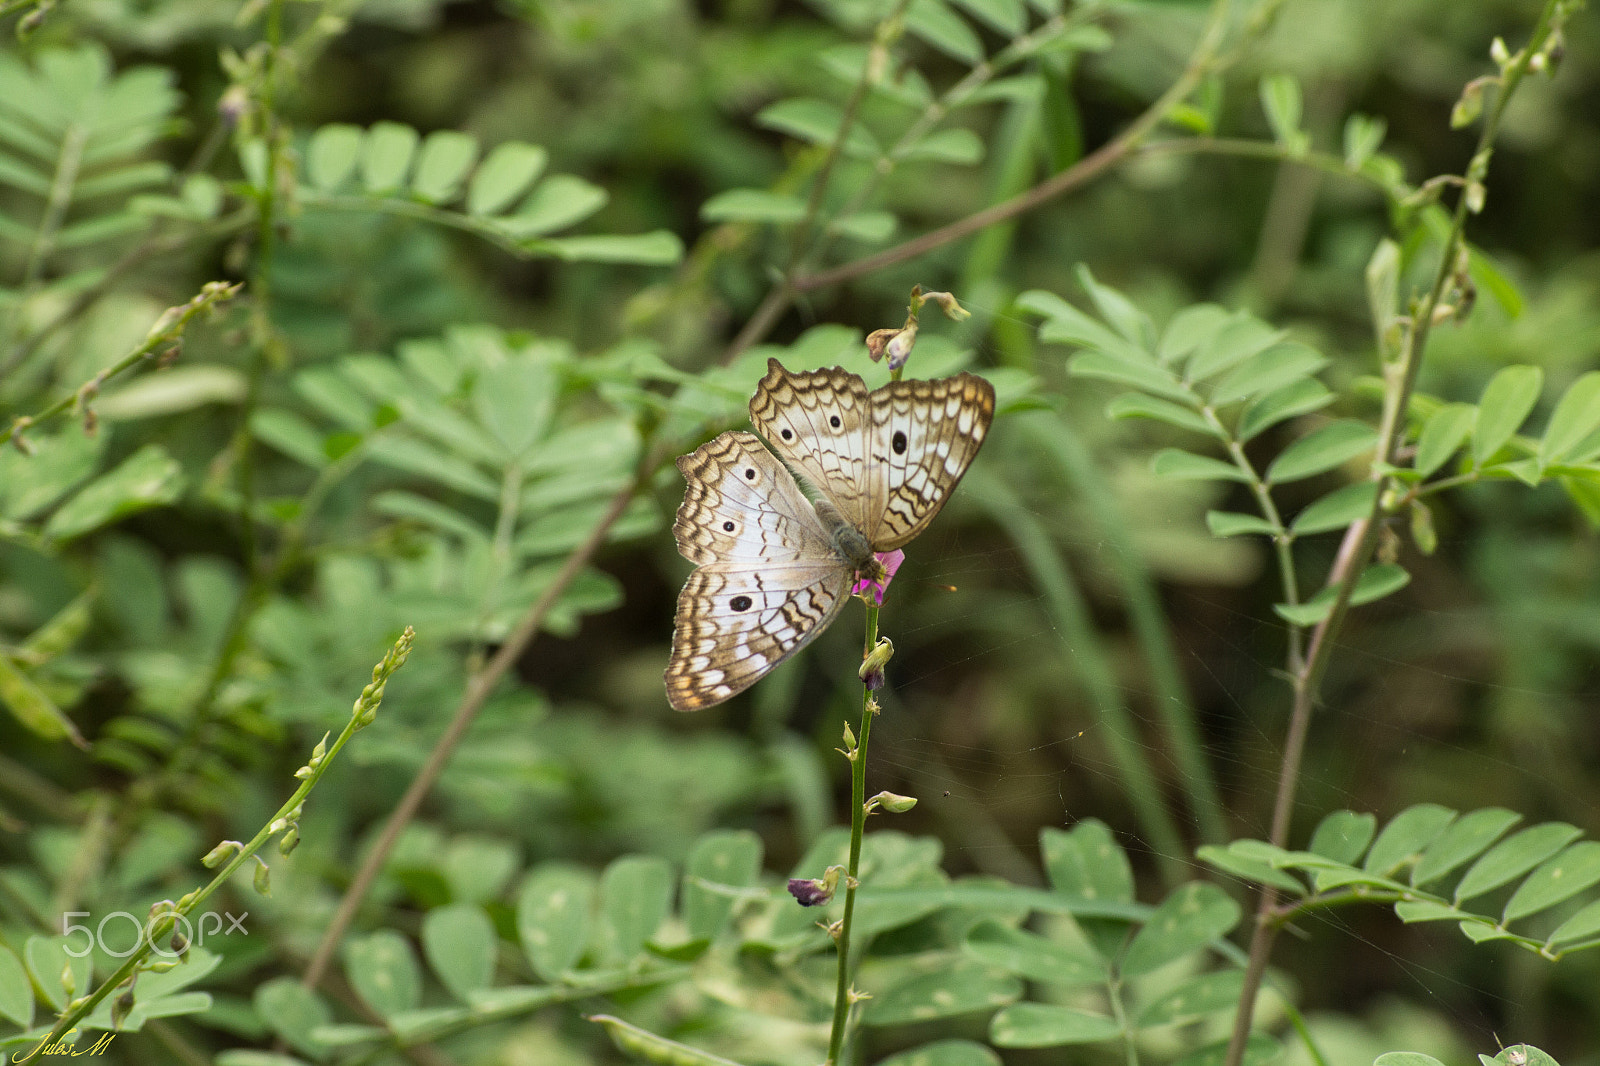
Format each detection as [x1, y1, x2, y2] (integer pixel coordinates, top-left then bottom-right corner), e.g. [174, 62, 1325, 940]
[11, 1029, 116, 1060]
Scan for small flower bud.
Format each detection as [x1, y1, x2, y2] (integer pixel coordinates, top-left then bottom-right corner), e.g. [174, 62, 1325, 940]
[858, 637, 895, 691]
[61, 962, 76, 998]
[868, 790, 918, 813]
[202, 841, 242, 868]
[279, 826, 300, 856]
[253, 857, 272, 896]
[1490, 36, 1511, 67]
[170, 929, 190, 955]
[111, 986, 136, 1029]
[841, 721, 857, 753]
[920, 290, 971, 322]
[1410, 500, 1438, 556]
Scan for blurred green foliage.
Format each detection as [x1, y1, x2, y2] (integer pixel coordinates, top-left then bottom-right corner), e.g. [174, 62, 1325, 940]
[0, 0, 1598, 1063]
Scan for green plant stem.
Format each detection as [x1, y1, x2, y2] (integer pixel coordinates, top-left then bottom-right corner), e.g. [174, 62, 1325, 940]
[1221, 8, 1562, 1065]
[826, 600, 879, 1066]
[301, 441, 667, 988]
[14, 629, 413, 1065]
[0, 281, 242, 449]
[1108, 977, 1141, 1066]
[1135, 137, 1395, 195]
[1028, 411, 1229, 847]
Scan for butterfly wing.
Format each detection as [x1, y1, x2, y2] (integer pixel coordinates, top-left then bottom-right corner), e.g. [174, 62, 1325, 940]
[748, 359, 876, 534]
[666, 430, 852, 711]
[864, 372, 995, 550]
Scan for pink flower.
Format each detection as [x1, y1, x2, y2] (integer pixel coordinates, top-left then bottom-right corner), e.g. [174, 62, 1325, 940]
[852, 550, 904, 606]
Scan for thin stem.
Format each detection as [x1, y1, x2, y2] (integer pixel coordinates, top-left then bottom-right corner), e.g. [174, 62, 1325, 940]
[1221, 7, 1563, 1064]
[793, 0, 1236, 295]
[1108, 977, 1141, 1066]
[14, 630, 414, 1065]
[826, 599, 879, 1066]
[301, 443, 665, 988]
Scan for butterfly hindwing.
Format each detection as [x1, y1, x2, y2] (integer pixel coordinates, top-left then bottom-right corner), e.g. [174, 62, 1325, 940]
[665, 562, 851, 711]
[866, 372, 995, 549]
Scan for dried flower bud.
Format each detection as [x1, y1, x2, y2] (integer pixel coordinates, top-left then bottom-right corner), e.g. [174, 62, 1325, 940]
[865, 328, 899, 363]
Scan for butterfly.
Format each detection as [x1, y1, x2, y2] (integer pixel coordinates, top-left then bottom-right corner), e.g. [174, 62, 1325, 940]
[664, 358, 995, 711]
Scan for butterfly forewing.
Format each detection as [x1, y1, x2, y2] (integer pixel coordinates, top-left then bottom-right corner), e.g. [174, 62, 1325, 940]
[866, 373, 995, 549]
[748, 361, 877, 534]
[672, 431, 833, 565]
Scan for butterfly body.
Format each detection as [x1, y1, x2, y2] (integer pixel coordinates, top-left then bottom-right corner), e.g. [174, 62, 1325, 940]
[665, 359, 994, 711]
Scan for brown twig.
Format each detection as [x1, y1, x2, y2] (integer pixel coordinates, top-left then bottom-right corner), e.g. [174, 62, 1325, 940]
[300, 442, 666, 987]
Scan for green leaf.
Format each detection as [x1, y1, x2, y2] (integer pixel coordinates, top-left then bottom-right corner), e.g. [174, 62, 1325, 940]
[0, 427, 104, 521]
[1292, 482, 1378, 535]
[1027, 292, 1147, 361]
[1472, 365, 1543, 465]
[1206, 511, 1278, 538]
[1175, 1034, 1282, 1066]
[24, 936, 90, 1013]
[1311, 811, 1375, 865]
[501, 174, 608, 237]
[1364, 804, 1456, 876]
[1076, 264, 1156, 351]
[1502, 841, 1600, 923]
[1375, 1054, 1450, 1066]
[1490, 1047, 1561, 1066]
[1267, 420, 1378, 484]
[307, 123, 364, 191]
[906, 0, 984, 65]
[827, 210, 897, 243]
[683, 829, 762, 941]
[1158, 304, 1232, 364]
[1151, 448, 1248, 483]
[1415, 403, 1476, 477]
[875, 1040, 1002, 1066]
[97, 365, 247, 420]
[1106, 393, 1218, 437]
[537, 231, 684, 264]
[0, 945, 32, 1030]
[963, 920, 1105, 987]
[755, 98, 879, 157]
[517, 864, 593, 980]
[1413, 808, 1521, 887]
[1539, 371, 1600, 468]
[1238, 378, 1334, 443]
[422, 904, 496, 1001]
[1455, 823, 1582, 904]
[1209, 343, 1328, 407]
[253, 978, 331, 1059]
[866, 963, 1021, 1026]
[901, 128, 985, 165]
[1548, 897, 1600, 948]
[43, 444, 184, 542]
[344, 930, 422, 1019]
[412, 130, 479, 203]
[1069, 351, 1191, 402]
[988, 1003, 1121, 1047]
[1041, 820, 1133, 902]
[1197, 844, 1306, 894]
[472, 356, 555, 459]
[1343, 114, 1387, 168]
[367, 437, 500, 500]
[467, 141, 548, 216]
[700, 188, 806, 224]
[1274, 563, 1410, 626]
[589, 1014, 746, 1066]
[950, 0, 1025, 34]
[1120, 882, 1240, 977]
[252, 409, 330, 469]
[1137, 969, 1247, 1027]
[0, 653, 84, 746]
[1468, 246, 1525, 318]
[1259, 74, 1303, 146]
[1185, 316, 1285, 382]
[599, 855, 673, 963]
[361, 121, 419, 192]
